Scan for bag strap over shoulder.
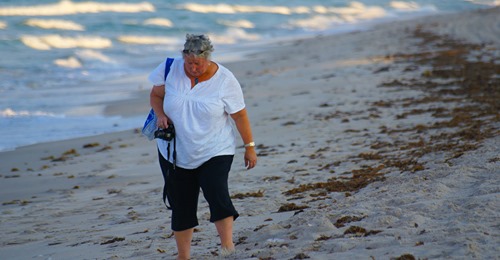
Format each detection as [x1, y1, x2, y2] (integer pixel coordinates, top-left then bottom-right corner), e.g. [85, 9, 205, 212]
[163, 57, 176, 168]
[164, 58, 174, 81]
[141, 57, 175, 141]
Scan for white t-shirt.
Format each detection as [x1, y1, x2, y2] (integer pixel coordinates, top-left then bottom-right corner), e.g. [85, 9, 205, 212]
[148, 57, 245, 169]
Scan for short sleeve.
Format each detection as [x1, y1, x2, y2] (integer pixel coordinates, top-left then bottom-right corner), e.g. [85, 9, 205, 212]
[147, 61, 166, 86]
[221, 73, 245, 114]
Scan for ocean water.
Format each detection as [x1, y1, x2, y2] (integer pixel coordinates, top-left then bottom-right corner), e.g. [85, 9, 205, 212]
[0, 0, 497, 151]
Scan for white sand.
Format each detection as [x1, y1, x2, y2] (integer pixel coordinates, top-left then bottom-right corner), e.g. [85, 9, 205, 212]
[1, 7, 499, 260]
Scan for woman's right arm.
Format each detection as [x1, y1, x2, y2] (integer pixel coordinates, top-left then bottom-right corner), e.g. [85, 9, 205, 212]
[150, 85, 169, 129]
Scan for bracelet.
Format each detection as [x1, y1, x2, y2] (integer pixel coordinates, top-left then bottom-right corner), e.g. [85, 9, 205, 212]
[244, 142, 255, 148]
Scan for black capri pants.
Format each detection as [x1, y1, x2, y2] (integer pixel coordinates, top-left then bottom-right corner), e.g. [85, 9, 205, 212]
[158, 151, 239, 231]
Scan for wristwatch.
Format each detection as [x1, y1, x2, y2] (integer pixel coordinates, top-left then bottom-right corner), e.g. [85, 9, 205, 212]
[244, 142, 255, 148]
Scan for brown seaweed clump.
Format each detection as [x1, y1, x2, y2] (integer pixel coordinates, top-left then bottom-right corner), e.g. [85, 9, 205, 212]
[283, 27, 499, 201]
[376, 27, 499, 161]
[284, 165, 386, 196]
[231, 190, 264, 199]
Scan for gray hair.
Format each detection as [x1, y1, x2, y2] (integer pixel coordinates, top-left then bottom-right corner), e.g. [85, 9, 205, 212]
[182, 34, 214, 59]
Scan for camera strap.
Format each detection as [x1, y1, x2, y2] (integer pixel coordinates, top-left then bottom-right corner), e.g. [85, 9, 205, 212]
[163, 57, 176, 169]
[167, 137, 176, 170]
[173, 137, 176, 169]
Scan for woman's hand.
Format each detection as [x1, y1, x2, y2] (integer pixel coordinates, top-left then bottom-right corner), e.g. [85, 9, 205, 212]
[156, 114, 169, 129]
[231, 108, 257, 170]
[244, 147, 257, 169]
[150, 85, 168, 129]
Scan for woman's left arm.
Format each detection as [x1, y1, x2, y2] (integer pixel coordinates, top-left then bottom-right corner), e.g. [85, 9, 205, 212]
[231, 108, 257, 169]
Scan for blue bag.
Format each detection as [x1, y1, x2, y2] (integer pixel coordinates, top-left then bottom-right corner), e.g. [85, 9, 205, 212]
[141, 58, 174, 140]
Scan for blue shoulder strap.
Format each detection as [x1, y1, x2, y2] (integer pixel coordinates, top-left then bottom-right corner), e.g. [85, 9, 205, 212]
[163, 57, 177, 170]
[164, 58, 174, 81]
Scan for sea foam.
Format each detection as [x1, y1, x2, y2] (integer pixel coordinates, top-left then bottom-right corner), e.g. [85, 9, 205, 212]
[143, 18, 173, 27]
[76, 50, 114, 63]
[1, 108, 60, 118]
[465, 0, 500, 6]
[117, 35, 178, 45]
[390, 1, 422, 11]
[208, 28, 260, 44]
[21, 35, 112, 50]
[217, 19, 255, 29]
[288, 2, 387, 30]
[24, 18, 85, 31]
[0, 0, 155, 16]
[54, 56, 82, 68]
[178, 3, 310, 15]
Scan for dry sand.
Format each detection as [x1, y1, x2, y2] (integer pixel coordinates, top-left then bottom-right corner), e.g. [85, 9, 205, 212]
[1, 7, 499, 260]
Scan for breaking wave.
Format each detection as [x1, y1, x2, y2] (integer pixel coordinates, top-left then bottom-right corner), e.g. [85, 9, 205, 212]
[20, 34, 112, 50]
[217, 19, 255, 29]
[208, 28, 260, 44]
[288, 2, 387, 30]
[1, 108, 60, 118]
[24, 18, 85, 31]
[178, 3, 309, 15]
[0, 0, 155, 16]
[117, 35, 178, 45]
[143, 18, 173, 27]
[54, 56, 82, 68]
[75, 49, 114, 63]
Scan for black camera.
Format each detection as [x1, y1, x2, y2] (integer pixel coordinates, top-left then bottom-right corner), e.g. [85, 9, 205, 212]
[154, 124, 175, 141]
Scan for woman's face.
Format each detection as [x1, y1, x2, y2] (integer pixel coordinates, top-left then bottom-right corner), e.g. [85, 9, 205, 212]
[183, 55, 210, 78]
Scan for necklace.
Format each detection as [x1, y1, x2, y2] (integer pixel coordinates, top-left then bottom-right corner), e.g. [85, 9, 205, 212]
[186, 62, 214, 86]
[193, 64, 209, 85]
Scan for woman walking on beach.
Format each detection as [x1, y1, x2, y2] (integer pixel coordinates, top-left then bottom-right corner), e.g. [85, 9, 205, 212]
[148, 34, 257, 259]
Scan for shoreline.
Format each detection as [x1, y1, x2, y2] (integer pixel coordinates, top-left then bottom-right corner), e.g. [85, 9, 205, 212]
[2, 6, 497, 153]
[1, 7, 499, 259]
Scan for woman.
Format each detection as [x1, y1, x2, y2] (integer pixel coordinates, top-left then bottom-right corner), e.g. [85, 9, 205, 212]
[148, 34, 257, 259]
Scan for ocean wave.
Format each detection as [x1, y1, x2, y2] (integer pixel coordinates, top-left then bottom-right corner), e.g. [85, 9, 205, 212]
[143, 18, 173, 27]
[1, 108, 61, 118]
[286, 2, 440, 31]
[24, 18, 85, 31]
[178, 1, 434, 29]
[178, 3, 310, 15]
[117, 35, 178, 45]
[314, 2, 386, 16]
[0, 21, 6, 29]
[217, 19, 255, 29]
[289, 15, 344, 31]
[390, 1, 422, 11]
[76, 49, 113, 63]
[54, 56, 82, 68]
[20, 35, 112, 50]
[0, 0, 155, 16]
[288, 2, 387, 30]
[208, 28, 260, 44]
[465, 0, 500, 6]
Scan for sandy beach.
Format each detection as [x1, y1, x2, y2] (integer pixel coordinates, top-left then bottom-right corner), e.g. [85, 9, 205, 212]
[1, 7, 499, 260]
